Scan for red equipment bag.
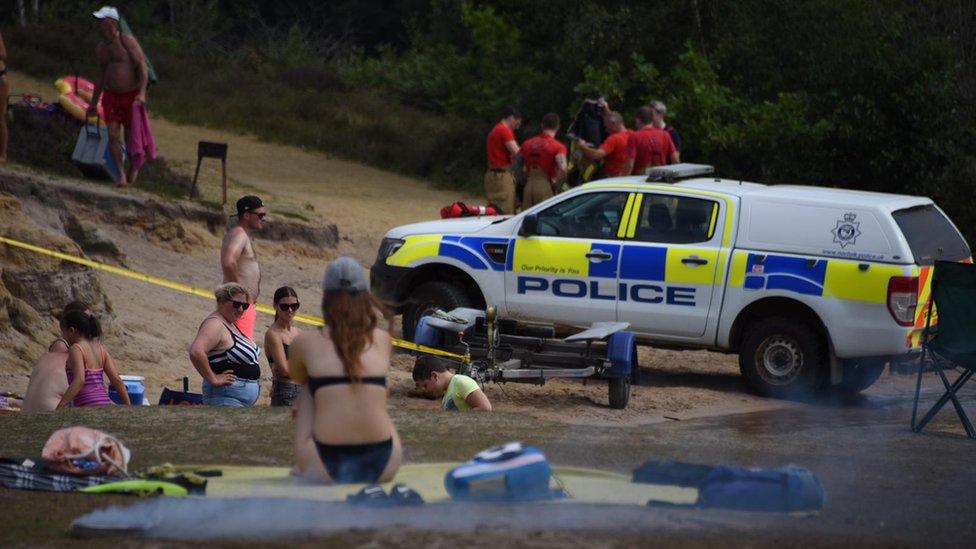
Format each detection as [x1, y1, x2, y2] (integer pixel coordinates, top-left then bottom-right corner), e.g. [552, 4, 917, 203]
[440, 202, 500, 218]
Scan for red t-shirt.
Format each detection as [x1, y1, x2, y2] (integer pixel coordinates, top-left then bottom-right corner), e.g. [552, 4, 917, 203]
[626, 126, 677, 174]
[600, 130, 632, 177]
[486, 122, 517, 168]
[521, 133, 567, 181]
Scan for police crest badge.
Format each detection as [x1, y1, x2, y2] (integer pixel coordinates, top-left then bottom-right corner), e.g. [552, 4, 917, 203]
[831, 212, 862, 248]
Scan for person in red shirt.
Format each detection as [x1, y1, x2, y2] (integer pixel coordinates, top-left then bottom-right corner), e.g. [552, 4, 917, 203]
[484, 107, 522, 214]
[624, 105, 679, 175]
[520, 112, 568, 209]
[576, 111, 631, 178]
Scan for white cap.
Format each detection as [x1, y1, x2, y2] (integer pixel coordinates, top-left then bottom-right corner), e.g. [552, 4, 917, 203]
[92, 6, 120, 21]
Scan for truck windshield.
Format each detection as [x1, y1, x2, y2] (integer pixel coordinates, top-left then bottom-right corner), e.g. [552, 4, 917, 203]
[893, 204, 971, 264]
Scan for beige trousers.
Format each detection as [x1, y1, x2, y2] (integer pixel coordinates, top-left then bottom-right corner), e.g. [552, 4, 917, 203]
[484, 169, 517, 214]
[521, 169, 554, 210]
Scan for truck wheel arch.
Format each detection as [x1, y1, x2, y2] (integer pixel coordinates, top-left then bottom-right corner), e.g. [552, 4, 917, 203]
[728, 297, 831, 354]
[396, 263, 487, 310]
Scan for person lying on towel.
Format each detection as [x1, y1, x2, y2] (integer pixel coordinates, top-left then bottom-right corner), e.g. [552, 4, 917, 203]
[412, 355, 492, 412]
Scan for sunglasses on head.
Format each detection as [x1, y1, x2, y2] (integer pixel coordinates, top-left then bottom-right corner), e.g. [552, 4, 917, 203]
[230, 300, 250, 310]
[278, 302, 300, 312]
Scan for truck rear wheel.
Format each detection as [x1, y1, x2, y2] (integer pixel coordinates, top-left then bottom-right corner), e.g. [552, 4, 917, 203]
[608, 376, 630, 409]
[739, 317, 827, 398]
[402, 281, 472, 341]
[836, 359, 887, 394]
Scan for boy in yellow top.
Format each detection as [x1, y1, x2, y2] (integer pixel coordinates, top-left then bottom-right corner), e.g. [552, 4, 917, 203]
[412, 356, 492, 412]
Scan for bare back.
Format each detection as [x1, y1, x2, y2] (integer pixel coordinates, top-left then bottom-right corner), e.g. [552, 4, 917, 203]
[22, 351, 70, 412]
[291, 327, 394, 445]
[96, 33, 139, 94]
[221, 226, 261, 300]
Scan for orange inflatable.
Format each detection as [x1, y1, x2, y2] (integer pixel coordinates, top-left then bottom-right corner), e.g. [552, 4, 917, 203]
[54, 75, 103, 123]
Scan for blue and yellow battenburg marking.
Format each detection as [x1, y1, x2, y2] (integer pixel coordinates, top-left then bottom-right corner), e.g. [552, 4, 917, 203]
[387, 235, 510, 271]
[391, 235, 718, 282]
[730, 251, 907, 304]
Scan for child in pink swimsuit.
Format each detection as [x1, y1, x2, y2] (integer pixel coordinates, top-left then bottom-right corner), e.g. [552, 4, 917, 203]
[56, 310, 130, 408]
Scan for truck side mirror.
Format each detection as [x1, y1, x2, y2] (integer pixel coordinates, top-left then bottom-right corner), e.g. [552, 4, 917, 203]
[519, 214, 539, 236]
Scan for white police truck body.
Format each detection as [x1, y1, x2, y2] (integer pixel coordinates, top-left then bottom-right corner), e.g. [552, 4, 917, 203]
[371, 165, 970, 395]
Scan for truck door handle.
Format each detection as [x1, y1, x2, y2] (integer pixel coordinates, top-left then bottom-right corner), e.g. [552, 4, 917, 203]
[681, 256, 709, 266]
[585, 251, 613, 261]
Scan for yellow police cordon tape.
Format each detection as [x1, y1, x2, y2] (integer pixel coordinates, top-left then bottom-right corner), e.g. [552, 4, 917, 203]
[0, 235, 469, 361]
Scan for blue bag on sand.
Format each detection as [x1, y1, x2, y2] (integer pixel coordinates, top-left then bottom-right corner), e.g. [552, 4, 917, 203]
[636, 459, 825, 512]
[697, 465, 825, 512]
[445, 442, 564, 502]
[157, 378, 203, 406]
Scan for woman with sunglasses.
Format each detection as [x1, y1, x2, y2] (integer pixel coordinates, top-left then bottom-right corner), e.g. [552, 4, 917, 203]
[265, 286, 303, 407]
[290, 257, 402, 483]
[189, 283, 261, 406]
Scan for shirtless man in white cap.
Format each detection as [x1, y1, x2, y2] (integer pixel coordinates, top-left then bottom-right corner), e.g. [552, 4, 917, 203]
[88, 6, 148, 186]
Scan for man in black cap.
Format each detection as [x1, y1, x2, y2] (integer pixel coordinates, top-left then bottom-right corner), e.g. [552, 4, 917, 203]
[220, 195, 266, 339]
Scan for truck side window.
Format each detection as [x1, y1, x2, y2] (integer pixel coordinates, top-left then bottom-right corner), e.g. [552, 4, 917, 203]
[633, 194, 718, 244]
[536, 192, 629, 239]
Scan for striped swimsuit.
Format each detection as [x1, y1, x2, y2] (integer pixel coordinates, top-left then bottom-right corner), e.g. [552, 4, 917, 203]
[207, 323, 261, 380]
[65, 345, 113, 407]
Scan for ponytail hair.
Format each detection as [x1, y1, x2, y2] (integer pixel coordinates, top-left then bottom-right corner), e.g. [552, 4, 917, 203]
[273, 286, 299, 321]
[60, 309, 102, 339]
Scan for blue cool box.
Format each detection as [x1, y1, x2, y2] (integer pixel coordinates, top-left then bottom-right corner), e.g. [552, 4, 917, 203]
[109, 376, 145, 405]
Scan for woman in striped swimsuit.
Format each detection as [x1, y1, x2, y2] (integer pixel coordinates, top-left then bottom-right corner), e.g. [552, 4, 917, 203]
[56, 310, 130, 408]
[189, 283, 262, 406]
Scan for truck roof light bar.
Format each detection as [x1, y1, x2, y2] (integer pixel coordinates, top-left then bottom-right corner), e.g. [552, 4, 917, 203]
[645, 163, 716, 183]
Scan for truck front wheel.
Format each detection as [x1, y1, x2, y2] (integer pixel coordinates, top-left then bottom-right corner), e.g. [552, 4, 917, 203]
[836, 359, 887, 394]
[739, 317, 828, 398]
[402, 281, 472, 341]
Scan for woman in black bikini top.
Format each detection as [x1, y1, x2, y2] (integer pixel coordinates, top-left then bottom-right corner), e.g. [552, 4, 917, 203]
[289, 257, 402, 484]
[265, 286, 304, 407]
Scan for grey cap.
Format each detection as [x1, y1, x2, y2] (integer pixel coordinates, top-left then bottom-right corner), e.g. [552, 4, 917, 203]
[324, 257, 368, 292]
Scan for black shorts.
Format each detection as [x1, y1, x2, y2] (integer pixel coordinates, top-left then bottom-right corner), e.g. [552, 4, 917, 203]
[314, 438, 393, 484]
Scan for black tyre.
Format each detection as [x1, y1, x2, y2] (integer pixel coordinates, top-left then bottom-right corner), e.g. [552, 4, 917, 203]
[402, 281, 472, 341]
[630, 344, 642, 385]
[739, 317, 828, 398]
[608, 376, 630, 409]
[836, 359, 887, 394]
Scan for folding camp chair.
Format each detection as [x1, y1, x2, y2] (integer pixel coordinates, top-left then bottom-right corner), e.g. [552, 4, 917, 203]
[911, 260, 976, 439]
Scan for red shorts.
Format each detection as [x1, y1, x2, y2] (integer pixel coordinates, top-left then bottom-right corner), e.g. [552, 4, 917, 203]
[102, 89, 138, 124]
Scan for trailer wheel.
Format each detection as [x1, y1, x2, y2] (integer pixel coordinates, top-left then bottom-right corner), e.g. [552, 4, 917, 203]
[739, 317, 827, 398]
[608, 376, 630, 409]
[402, 281, 472, 341]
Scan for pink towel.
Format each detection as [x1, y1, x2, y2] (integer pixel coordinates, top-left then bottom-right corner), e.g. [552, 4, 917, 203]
[127, 101, 158, 170]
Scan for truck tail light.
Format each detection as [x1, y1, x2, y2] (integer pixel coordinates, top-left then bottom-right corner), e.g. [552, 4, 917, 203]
[887, 276, 918, 327]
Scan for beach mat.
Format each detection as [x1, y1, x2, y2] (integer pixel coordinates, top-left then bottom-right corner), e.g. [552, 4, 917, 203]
[71, 463, 698, 539]
[201, 463, 697, 506]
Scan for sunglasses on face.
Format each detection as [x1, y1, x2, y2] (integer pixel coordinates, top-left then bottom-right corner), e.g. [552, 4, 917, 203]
[278, 302, 300, 312]
[248, 212, 267, 219]
[230, 300, 250, 310]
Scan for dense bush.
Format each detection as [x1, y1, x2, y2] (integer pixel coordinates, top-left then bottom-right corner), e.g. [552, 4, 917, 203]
[3, 0, 974, 242]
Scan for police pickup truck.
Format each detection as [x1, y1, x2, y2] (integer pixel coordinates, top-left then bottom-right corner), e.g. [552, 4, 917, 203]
[370, 164, 970, 396]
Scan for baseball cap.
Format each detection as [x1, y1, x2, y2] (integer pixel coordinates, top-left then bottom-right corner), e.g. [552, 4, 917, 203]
[324, 257, 368, 293]
[235, 195, 264, 217]
[92, 6, 120, 21]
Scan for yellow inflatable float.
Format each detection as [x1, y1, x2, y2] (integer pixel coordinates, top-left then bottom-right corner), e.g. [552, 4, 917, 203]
[54, 75, 104, 124]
